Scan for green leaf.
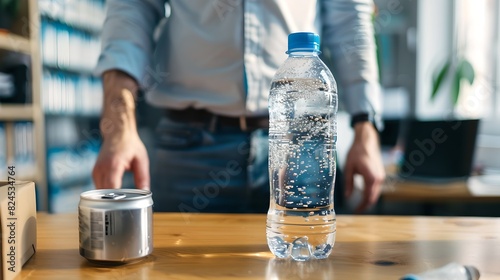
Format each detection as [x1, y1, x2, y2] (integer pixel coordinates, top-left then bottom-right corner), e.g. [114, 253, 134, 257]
[451, 65, 461, 105]
[431, 61, 451, 100]
[451, 59, 475, 105]
[460, 59, 475, 85]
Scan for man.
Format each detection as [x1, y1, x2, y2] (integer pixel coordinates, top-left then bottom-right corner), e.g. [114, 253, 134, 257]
[92, 0, 385, 213]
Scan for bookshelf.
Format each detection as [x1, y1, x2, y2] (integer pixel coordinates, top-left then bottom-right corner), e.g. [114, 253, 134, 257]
[0, 0, 47, 209]
[39, 0, 105, 212]
[0, 33, 32, 54]
[0, 0, 105, 212]
[0, 104, 33, 120]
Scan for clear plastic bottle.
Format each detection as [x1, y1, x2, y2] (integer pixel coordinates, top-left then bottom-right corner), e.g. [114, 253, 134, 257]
[401, 263, 480, 280]
[266, 32, 338, 261]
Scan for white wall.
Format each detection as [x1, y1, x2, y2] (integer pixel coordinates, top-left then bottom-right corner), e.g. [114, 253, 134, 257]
[415, 0, 454, 119]
[455, 0, 497, 119]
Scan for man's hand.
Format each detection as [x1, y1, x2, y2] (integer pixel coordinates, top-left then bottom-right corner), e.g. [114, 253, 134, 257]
[344, 122, 385, 213]
[92, 70, 150, 190]
[93, 132, 150, 190]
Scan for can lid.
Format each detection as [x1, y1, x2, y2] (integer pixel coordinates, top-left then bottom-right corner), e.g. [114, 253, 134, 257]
[101, 192, 127, 200]
[80, 189, 152, 201]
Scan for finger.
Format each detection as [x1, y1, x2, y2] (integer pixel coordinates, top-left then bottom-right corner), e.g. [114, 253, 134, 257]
[131, 153, 150, 190]
[102, 163, 125, 189]
[92, 160, 108, 189]
[344, 160, 355, 198]
[92, 164, 102, 189]
[355, 175, 376, 213]
[368, 178, 383, 206]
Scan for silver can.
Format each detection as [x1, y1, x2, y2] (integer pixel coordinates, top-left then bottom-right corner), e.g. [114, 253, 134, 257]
[79, 189, 153, 263]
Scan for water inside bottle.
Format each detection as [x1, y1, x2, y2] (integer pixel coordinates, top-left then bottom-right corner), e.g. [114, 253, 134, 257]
[267, 77, 337, 261]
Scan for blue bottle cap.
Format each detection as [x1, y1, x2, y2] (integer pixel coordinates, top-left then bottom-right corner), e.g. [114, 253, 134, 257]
[287, 32, 320, 53]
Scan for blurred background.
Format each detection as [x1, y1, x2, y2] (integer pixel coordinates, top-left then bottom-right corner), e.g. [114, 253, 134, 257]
[0, 0, 498, 215]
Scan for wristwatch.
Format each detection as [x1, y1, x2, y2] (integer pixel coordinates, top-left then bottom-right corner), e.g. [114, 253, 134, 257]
[350, 113, 381, 131]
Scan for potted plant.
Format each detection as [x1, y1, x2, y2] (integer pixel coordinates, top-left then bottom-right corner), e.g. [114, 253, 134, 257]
[398, 48, 480, 180]
[396, 3, 484, 180]
[0, 0, 19, 31]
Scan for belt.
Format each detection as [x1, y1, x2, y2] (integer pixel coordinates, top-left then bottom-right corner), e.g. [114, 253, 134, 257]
[165, 108, 269, 131]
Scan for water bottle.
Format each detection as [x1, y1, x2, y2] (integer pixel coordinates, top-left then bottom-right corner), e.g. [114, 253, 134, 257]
[267, 32, 338, 261]
[401, 263, 480, 280]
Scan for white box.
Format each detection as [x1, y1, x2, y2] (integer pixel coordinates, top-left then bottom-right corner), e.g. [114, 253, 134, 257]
[0, 181, 37, 280]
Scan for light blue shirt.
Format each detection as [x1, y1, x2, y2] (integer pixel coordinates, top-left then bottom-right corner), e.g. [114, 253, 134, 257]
[95, 0, 381, 120]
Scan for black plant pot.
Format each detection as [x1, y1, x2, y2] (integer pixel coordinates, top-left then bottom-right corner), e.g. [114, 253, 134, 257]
[398, 118, 480, 180]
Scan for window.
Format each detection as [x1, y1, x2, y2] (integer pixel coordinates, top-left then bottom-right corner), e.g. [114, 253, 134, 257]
[455, 0, 497, 120]
[457, 0, 500, 171]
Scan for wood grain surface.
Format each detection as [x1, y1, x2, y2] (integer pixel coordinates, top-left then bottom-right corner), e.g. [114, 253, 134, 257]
[19, 213, 500, 279]
[382, 176, 500, 203]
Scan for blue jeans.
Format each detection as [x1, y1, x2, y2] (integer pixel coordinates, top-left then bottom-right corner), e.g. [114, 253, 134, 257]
[151, 116, 270, 213]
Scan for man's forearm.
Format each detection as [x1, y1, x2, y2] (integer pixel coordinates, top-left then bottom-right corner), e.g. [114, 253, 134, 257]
[100, 70, 139, 138]
[353, 122, 379, 146]
[93, 70, 150, 191]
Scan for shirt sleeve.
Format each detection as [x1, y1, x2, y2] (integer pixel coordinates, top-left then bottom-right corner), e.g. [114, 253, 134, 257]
[320, 0, 382, 127]
[94, 0, 165, 87]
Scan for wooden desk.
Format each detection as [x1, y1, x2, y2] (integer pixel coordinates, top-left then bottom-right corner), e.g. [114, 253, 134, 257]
[382, 175, 500, 203]
[20, 213, 500, 279]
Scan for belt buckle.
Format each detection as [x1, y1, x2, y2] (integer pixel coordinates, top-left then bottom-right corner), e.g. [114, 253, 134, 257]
[239, 116, 248, 131]
[209, 114, 249, 132]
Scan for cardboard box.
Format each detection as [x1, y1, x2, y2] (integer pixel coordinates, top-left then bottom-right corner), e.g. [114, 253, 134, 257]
[0, 181, 37, 280]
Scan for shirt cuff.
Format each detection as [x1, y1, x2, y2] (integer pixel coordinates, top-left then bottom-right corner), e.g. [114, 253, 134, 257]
[94, 40, 150, 87]
[343, 81, 383, 131]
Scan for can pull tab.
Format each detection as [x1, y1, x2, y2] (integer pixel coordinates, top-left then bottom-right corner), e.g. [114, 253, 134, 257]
[101, 192, 126, 200]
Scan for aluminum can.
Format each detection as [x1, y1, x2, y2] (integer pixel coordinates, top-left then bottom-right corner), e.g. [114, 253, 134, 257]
[79, 189, 153, 263]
